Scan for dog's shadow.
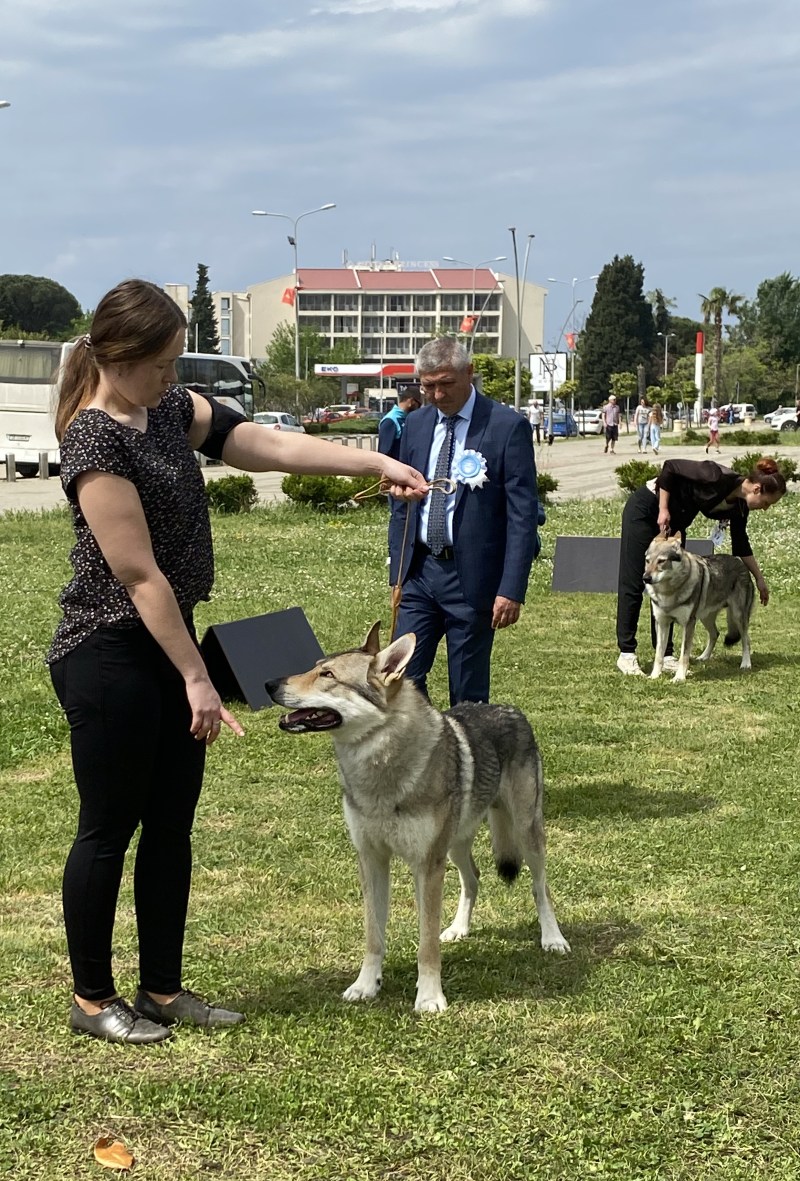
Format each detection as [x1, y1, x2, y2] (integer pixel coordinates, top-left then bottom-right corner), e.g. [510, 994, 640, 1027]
[242, 917, 640, 1016]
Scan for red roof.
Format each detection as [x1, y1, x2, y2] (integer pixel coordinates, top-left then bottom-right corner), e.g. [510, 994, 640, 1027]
[297, 267, 500, 292]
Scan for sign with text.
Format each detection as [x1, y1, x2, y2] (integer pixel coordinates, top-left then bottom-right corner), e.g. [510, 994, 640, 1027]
[529, 352, 568, 393]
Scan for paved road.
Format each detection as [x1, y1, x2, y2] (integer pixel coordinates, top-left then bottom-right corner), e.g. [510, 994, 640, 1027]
[0, 426, 791, 514]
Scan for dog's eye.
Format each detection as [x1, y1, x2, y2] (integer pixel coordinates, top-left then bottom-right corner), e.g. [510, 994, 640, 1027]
[319, 669, 336, 679]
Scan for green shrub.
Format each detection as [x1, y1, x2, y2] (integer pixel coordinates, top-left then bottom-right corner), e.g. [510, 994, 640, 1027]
[205, 474, 259, 514]
[615, 459, 660, 494]
[537, 471, 559, 504]
[725, 428, 784, 447]
[303, 422, 329, 435]
[728, 452, 798, 484]
[327, 419, 378, 435]
[281, 472, 384, 510]
[682, 427, 703, 443]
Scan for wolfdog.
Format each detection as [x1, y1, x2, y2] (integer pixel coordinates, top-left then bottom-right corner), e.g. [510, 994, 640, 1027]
[266, 623, 570, 1012]
[643, 534, 755, 683]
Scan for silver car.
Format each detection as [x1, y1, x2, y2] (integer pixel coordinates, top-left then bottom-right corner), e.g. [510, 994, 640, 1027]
[253, 411, 306, 433]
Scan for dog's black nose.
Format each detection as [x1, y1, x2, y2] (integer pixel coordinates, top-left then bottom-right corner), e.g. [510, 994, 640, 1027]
[643, 575, 652, 584]
[265, 679, 281, 696]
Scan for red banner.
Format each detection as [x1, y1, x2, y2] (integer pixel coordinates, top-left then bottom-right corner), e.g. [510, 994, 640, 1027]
[566, 332, 576, 350]
[460, 315, 477, 334]
[281, 287, 296, 306]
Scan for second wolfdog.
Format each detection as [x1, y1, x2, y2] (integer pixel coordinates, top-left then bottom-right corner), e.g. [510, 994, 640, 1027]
[643, 534, 756, 682]
[266, 623, 570, 1013]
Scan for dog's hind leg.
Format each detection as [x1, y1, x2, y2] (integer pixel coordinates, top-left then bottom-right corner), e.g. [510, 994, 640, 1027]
[413, 855, 448, 1012]
[440, 838, 480, 943]
[695, 614, 718, 662]
[343, 847, 391, 1003]
[520, 822, 571, 954]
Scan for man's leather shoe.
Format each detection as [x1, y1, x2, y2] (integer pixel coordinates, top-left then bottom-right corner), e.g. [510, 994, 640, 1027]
[70, 998, 171, 1044]
[134, 989, 244, 1028]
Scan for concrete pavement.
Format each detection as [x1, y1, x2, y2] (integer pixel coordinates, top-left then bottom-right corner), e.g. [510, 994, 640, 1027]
[0, 426, 791, 514]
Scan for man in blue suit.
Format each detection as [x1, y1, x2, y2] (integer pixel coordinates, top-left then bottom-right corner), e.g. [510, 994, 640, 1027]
[389, 337, 540, 706]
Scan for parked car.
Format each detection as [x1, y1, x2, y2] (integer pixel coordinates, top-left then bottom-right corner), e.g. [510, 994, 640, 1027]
[764, 406, 791, 427]
[718, 403, 757, 424]
[574, 408, 604, 435]
[543, 411, 578, 438]
[767, 407, 798, 432]
[253, 411, 306, 433]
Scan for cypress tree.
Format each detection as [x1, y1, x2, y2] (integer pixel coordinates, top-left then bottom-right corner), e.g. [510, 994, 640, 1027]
[577, 255, 656, 404]
[188, 263, 219, 354]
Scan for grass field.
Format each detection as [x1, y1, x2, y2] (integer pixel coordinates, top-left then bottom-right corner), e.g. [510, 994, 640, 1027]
[1, 494, 799, 1179]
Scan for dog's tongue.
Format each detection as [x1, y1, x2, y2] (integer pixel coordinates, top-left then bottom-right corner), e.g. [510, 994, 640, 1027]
[278, 708, 342, 733]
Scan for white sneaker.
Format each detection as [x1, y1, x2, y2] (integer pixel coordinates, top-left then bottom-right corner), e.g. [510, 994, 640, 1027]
[661, 655, 680, 672]
[616, 653, 645, 676]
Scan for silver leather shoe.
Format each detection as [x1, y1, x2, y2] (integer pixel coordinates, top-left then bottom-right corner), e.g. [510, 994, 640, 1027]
[70, 998, 172, 1044]
[134, 988, 244, 1028]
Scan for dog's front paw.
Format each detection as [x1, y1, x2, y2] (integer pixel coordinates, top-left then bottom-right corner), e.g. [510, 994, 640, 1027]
[649, 667, 662, 680]
[415, 990, 448, 1013]
[342, 975, 381, 1003]
[542, 932, 571, 955]
[440, 923, 469, 943]
[670, 671, 687, 683]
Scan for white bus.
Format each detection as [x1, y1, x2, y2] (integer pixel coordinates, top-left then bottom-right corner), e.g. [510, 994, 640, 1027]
[0, 343, 263, 477]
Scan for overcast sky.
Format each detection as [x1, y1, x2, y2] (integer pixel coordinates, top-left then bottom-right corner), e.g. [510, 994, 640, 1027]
[2, 0, 799, 340]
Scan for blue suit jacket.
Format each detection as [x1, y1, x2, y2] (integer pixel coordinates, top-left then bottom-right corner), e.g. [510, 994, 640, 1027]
[389, 393, 540, 611]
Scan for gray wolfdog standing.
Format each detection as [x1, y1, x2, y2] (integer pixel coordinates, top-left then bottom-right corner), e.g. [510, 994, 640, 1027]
[266, 623, 569, 1012]
[643, 534, 756, 683]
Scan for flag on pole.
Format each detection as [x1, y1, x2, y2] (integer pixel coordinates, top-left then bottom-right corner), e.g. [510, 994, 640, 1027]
[460, 315, 477, 334]
[281, 287, 296, 306]
[565, 332, 576, 350]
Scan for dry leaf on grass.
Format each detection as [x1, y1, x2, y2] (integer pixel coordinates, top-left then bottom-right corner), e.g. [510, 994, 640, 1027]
[93, 1137, 134, 1171]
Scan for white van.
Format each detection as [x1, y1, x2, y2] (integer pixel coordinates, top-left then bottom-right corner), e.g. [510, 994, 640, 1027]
[0, 340, 66, 476]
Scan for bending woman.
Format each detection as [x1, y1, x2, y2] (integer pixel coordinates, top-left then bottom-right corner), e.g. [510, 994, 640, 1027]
[616, 457, 786, 676]
[48, 279, 427, 1044]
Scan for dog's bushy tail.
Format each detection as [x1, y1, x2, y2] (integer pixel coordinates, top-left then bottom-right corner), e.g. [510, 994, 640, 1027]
[724, 605, 742, 647]
[488, 804, 521, 885]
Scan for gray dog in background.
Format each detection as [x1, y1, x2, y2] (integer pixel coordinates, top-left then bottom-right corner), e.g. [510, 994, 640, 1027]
[267, 623, 570, 1013]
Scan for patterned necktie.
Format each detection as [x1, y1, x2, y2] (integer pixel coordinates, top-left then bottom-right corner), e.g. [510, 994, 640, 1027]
[427, 415, 458, 555]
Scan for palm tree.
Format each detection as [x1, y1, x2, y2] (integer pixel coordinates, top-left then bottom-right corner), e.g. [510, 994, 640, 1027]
[699, 288, 744, 404]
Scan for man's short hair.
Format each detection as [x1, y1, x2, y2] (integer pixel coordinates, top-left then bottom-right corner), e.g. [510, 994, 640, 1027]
[416, 337, 471, 375]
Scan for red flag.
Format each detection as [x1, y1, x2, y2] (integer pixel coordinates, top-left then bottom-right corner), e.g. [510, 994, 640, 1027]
[460, 315, 477, 334]
[282, 287, 296, 306]
[566, 332, 576, 350]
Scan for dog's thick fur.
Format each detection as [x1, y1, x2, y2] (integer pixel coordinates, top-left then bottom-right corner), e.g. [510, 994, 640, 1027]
[266, 624, 569, 1012]
[643, 534, 755, 682]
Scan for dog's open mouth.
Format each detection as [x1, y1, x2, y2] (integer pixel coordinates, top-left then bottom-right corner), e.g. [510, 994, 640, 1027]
[278, 708, 343, 733]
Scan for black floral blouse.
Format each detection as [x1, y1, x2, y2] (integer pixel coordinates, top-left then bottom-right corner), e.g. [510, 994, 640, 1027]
[47, 385, 213, 664]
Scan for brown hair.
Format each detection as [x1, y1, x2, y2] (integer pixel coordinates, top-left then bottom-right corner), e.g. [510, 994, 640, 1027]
[55, 279, 186, 441]
[748, 456, 787, 497]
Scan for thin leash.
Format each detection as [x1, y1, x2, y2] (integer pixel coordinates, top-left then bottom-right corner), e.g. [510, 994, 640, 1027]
[353, 477, 456, 639]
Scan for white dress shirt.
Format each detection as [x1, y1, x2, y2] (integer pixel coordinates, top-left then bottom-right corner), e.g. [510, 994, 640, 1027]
[418, 387, 477, 547]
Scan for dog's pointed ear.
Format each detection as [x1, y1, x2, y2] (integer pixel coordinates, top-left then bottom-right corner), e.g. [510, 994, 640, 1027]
[374, 633, 416, 683]
[362, 621, 382, 655]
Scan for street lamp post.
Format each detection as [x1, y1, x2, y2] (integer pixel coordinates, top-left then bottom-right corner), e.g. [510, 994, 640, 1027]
[441, 255, 506, 355]
[546, 273, 599, 382]
[657, 330, 676, 377]
[251, 203, 336, 380]
[508, 229, 535, 412]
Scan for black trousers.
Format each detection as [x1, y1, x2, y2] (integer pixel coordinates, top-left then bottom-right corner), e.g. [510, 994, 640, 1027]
[616, 486, 674, 656]
[50, 625, 205, 1001]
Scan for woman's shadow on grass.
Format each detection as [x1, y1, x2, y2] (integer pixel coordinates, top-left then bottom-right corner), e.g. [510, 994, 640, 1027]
[547, 780, 717, 823]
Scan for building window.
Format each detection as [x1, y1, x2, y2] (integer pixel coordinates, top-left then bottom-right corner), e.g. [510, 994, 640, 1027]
[361, 337, 383, 356]
[298, 293, 331, 311]
[384, 337, 410, 355]
[412, 335, 434, 354]
[413, 294, 436, 312]
[386, 316, 410, 333]
[221, 317, 230, 335]
[477, 314, 500, 333]
[333, 294, 358, 311]
[334, 316, 358, 334]
[221, 297, 230, 312]
[362, 294, 384, 312]
[479, 294, 500, 312]
[412, 315, 435, 333]
[387, 295, 411, 312]
[362, 316, 384, 334]
[220, 340, 231, 356]
[441, 294, 465, 312]
[300, 315, 331, 333]
[440, 316, 464, 332]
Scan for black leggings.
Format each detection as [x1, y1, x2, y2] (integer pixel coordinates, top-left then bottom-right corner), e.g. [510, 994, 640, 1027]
[50, 625, 205, 1002]
[616, 486, 674, 656]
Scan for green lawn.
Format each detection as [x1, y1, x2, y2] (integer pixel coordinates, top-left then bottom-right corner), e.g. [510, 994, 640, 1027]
[1, 495, 799, 1179]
